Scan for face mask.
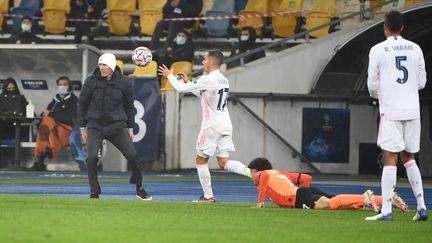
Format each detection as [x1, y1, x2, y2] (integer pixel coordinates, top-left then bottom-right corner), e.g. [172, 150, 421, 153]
[21, 24, 31, 32]
[176, 36, 186, 45]
[58, 85, 69, 95]
[240, 35, 249, 41]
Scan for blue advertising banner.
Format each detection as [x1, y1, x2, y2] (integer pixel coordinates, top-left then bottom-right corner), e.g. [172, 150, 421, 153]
[301, 108, 350, 163]
[133, 77, 161, 162]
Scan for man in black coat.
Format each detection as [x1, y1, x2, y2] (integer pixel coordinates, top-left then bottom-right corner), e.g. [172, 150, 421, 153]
[78, 53, 151, 200]
[149, 0, 203, 50]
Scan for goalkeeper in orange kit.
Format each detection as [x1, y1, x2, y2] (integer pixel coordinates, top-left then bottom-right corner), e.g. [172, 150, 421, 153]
[248, 158, 408, 212]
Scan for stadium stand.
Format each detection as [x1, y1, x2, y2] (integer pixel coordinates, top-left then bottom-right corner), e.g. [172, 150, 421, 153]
[234, 0, 248, 13]
[138, 0, 165, 36]
[305, 0, 336, 38]
[205, 0, 235, 37]
[239, 0, 268, 36]
[42, 0, 71, 34]
[116, 59, 124, 74]
[161, 60, 193, 91]
[11, 0, 41, 32]
[107, 0, 136, 36]
[271, 0, 302, 37]
[338, 0, 370, 29]
[0, 0, 8, 32]
[129, 60, 158, 78]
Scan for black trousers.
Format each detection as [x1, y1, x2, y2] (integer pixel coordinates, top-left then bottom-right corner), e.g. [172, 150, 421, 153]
[86, 128, 142, 195]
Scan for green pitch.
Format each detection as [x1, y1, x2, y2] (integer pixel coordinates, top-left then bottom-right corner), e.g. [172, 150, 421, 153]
[0, 194, 430, 243]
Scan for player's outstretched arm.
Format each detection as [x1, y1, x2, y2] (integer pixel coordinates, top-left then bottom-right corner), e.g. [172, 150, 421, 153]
[158, 64, 214, 93]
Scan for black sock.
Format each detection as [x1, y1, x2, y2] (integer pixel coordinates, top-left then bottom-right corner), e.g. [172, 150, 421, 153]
[136, 185, 143, 191]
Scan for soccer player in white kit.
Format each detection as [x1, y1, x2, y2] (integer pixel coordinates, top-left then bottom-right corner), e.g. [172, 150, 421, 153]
[366, 11, 428, 221]
[158, 50, 251, 202]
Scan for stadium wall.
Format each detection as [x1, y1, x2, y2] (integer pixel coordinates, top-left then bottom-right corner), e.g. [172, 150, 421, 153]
[166, 94, 432, 176]
[225, 21, 373, 94]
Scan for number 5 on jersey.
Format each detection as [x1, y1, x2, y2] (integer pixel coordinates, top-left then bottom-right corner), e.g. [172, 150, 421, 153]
[395, 56, 408, 84]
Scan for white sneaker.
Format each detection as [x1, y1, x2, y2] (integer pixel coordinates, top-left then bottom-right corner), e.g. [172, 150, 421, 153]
[392, 192, 408, 212]
[365, 213, 393, 221]
[363, 190, 380, 213]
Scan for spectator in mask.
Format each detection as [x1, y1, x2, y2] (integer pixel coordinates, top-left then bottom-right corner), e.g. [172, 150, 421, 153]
[227, 27, 265, 69]
[9, 16, 42, 44]
[149, 0, 203, 50]
[154, 29, 195, 68]
[31, 76, 79, 171]
[0, 78, 28, 140]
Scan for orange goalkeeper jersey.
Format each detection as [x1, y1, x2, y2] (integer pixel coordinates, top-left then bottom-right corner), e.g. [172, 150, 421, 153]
[255, 170, 298, 208]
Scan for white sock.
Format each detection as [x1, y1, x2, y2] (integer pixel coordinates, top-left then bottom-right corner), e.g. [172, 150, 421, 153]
[196, 164, 213, 199]
[224, 160, 251, 178]
[404, 160, 427, 210]
[381, 165, 397, 216]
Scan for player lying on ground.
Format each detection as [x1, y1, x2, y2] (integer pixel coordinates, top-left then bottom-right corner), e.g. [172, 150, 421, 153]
[248, 158, 408, 212]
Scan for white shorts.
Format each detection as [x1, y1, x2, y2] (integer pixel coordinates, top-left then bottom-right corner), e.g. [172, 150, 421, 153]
[196, 128, 235, 158]
[377, 116, 420, 153]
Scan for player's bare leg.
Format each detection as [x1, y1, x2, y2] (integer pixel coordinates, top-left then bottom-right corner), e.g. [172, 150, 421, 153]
[401, 151, 428, 220]
[217, 157, 251, 178]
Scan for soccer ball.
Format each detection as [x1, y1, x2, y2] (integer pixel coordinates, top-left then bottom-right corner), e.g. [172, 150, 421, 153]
[132, 46, 152, 67]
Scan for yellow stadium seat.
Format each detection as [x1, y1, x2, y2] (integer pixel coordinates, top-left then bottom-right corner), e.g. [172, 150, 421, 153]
[305, 0, 336, 38]
[107, 0, 136, 35]
[239, 0, 268, 36]
[116, 60, 124, 74]
[271, 0, 302, 37]
[129, 61, 158, 78]
[0, 0, 9, 31]
[405, 0, 416, 5]
[42, 0, 71, 34]
[138, 0, 164, 36]
[140, 10, 163, 36]
[161, 61, 193, 91]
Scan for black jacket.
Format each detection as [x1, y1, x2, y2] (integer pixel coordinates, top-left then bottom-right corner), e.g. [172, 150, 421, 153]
[47, 92, 78, 127]
[162, 0, 203, 28]
[228, 27, 265, 68]
[78, 66, 136, 135]
[9, 31, 43, 44]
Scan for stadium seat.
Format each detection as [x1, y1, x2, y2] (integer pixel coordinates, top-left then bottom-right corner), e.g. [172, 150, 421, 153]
[205, 0, 234, 37]
[271, 0, 302, 38]
[405, 0, 417, 5]
[212, 0, 235, 13]
[129, 61, 158, 78]
[116, 60, 124, 74]
[234, 0, 248, 13]
[107, 0, 136, 36]
[201, 0, 215, 15]
[138, 0, 164, 36]
[239, 0, 268, 36]
[305, 0, 336, 38]
[0, 0, 9, 31]
[11, 0, 41, 32]
[42, 0, 71, 34]
[338, 0, 369, 29]
[205, 9, 232, 37]
[161, 61, 193, 91]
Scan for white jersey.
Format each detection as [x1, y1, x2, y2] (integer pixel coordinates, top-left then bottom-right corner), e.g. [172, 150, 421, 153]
[167, 70, 233, 134]
[367, 36, 427, 120]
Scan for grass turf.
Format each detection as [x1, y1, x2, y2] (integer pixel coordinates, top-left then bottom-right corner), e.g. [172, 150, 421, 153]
[0, 194, 430, 243]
